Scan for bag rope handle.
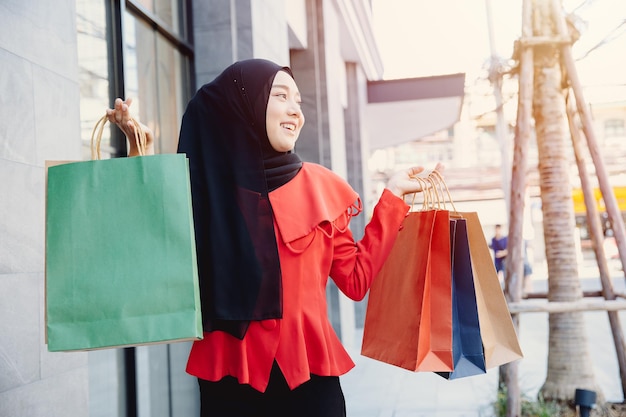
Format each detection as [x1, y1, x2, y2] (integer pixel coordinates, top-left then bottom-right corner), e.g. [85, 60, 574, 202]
[430, 169, 459, 215]
[404, 176, 429, 211]
[405, 169, 460, 215]
[406, 171, 439, 211]
[90, 114, 147, 160]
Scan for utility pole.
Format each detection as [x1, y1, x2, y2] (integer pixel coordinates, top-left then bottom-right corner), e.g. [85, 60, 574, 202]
[485, 0, 511, 212]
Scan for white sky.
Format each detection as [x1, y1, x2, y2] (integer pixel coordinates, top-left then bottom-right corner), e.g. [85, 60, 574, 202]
[371, 0, 626, 95]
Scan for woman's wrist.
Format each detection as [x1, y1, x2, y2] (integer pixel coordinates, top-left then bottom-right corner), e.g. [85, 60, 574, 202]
[385, 177, 405, 198]
[385, 185, 403, 198]
[127, 137, 154, 156]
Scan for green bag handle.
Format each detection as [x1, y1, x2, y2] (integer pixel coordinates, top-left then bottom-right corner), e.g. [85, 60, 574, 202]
[90, 114, 147, 160]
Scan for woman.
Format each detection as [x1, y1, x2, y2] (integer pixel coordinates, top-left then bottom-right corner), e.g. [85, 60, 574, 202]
[108, 58, 441, 417]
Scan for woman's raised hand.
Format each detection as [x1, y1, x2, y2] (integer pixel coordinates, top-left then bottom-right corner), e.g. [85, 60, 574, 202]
[105, 98, 155, 156]
[385, 163, 445, 198]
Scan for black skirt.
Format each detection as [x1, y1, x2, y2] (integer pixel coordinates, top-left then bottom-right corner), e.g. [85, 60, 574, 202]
[198, 362, 346, 417]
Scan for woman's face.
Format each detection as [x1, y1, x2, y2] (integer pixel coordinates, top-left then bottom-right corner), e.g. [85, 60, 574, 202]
[266, 70, 305, 152]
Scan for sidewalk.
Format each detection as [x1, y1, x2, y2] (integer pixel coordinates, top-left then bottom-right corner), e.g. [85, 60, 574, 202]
[341, 257, 626, 416]
[342, 329, 499, 417]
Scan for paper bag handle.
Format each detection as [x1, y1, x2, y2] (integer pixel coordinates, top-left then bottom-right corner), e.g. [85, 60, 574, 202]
[405, 169, 459, 215]
[90, 114, 147, 160]
[430, 170, 459, 215]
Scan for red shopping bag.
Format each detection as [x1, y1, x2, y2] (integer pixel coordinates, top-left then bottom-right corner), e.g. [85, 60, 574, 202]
[361, 209, 453, 372]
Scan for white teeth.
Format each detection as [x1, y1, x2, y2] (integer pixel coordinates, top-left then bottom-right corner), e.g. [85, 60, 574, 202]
[281, 123, 295, 131]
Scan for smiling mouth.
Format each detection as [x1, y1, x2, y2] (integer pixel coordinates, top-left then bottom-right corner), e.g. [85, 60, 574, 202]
[281, 123, 296, 131]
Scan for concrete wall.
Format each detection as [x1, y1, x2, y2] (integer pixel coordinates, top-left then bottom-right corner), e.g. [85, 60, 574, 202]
[192, 0, 289, 89]
[0, 1, 88, 416]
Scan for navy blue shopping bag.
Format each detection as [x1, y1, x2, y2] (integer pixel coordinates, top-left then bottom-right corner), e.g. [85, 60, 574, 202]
[437, 217, 486, 379]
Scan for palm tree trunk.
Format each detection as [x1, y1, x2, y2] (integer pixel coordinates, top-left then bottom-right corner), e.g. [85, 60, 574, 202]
[532, 0, 600, 403]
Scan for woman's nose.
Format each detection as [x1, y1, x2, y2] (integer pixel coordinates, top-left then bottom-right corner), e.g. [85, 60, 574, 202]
[288, 102, 302, 117]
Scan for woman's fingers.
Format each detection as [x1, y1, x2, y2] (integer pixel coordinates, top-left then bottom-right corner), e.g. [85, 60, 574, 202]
[103, 98, 154, 156]
[105, 98, 136, 137]
[115, 98, 130, 123]
[387, 163, 447, 197]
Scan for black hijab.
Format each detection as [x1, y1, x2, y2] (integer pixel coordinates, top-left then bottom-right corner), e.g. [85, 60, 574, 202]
[177, 59, 302, 339]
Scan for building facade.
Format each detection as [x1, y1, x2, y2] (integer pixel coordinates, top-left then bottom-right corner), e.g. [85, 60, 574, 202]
[0, 0, 383, 415]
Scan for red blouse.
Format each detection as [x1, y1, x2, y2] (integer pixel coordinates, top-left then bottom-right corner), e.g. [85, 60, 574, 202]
[186, 163, 409, 392]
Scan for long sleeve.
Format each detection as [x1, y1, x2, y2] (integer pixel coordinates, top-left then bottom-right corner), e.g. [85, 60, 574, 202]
[330, 189, 409, 301]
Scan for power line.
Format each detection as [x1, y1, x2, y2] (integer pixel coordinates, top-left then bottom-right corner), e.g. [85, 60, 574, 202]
[570, 0, 599, 14]
[576, 19, 626, 61]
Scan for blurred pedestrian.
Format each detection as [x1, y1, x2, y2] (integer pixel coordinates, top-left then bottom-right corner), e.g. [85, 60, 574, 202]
[490, 224, 508, 282]
[522, 239, 533, 296]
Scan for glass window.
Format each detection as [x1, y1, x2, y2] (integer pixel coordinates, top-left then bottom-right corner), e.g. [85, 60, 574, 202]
[123, 9, 191, 154]
[122, 5, 197, 417]
[76, 1, 195, 416]
[77, 0, 111, 160]
[133, 0, 183, 36]
[123, 13, 158, 150]
[155, 34, 189, 153]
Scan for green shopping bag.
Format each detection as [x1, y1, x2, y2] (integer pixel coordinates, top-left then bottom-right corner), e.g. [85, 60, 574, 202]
[45, 118, 202, 352]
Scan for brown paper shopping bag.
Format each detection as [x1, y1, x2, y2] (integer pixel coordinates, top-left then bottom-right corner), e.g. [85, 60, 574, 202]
[461, 211, 523, 368]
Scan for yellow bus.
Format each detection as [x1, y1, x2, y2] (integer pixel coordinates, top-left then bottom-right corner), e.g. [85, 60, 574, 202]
[572, 186, 626, 253]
